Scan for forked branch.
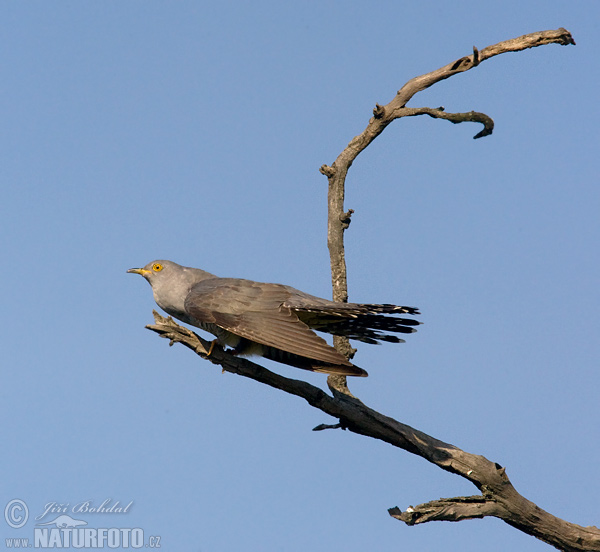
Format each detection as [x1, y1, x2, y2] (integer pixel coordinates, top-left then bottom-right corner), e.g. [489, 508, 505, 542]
[146, 311, 600, 551]
[144, 28, 595, 551]
[320, 28, 575, 313]
[320, 28, 575, 394]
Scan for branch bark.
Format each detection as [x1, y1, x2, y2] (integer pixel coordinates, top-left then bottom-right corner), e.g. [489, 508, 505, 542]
[142, 28, 596, 551]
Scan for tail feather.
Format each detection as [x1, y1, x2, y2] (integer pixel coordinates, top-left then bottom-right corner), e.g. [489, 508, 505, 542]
[294, 303, 421, 345]
[295, 303, 420, 316]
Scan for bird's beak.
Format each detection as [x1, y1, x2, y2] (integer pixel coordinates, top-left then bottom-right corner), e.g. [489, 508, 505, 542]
[127, 268, 151, 277]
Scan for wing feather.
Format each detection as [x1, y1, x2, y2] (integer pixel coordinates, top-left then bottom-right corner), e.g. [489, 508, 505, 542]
[184, 278, 352, 366]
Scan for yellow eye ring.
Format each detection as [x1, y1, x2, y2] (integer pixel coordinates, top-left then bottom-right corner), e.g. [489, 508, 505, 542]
[152, 263, 163, 272]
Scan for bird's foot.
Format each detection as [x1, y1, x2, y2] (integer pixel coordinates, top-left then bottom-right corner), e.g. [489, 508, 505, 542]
[206, 339, 217, 357]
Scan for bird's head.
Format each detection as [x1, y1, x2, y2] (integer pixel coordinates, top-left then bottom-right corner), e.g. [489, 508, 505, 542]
[127, 260, 215, 321]
[127, 260, 172, 283]
[127, 260, 190, 313]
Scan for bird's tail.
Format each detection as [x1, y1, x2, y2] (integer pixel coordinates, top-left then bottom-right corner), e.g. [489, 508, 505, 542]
[295, 303, 421, 344]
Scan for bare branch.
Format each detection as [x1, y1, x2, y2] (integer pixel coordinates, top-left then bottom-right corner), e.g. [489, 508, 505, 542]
[145, 312, 600, 551]
[324, 28, 574, 188]
[390, 494, 600, 552]
[389, 496, 500, 524]
[143, 28, 590, 551]
[398, 107, 494, 139]
[396, 28, 575, 103]
[321, 28, 575, 406]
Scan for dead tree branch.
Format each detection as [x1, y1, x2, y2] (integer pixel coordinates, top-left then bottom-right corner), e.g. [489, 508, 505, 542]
[142, 27, 596, 551]
[319, 27, 575, 308]
[146, 311, 600, 551]
[319, 27, 574, 394]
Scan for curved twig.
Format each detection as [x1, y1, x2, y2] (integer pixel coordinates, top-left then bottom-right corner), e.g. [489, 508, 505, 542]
[398, 107, 494, 139]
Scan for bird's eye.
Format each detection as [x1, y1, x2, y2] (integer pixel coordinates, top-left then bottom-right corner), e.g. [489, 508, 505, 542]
[152, 263, 163, 272]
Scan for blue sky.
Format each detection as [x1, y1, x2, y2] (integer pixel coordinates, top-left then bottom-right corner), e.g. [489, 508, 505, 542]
[1, 2, 598, 550]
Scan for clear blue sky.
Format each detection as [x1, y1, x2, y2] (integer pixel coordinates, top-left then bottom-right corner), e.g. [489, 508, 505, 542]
[1, 2, 598, 550]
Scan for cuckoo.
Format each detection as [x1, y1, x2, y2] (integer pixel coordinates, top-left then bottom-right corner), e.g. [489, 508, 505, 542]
[128, 260, 420, 377]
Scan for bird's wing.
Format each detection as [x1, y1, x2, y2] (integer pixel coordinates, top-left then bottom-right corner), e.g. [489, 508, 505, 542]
[184, 278, 352, 366]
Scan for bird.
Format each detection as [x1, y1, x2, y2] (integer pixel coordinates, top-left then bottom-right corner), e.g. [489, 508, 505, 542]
[127, 260, 420, 377]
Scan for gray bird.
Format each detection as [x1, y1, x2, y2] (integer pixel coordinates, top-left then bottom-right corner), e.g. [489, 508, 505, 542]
[128, 260, 420, 377]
